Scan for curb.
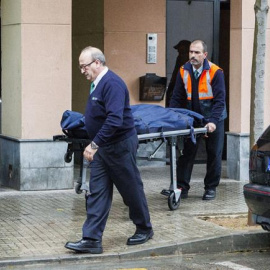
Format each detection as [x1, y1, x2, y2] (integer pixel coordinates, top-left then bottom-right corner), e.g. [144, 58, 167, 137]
[0, 231, 269, 268]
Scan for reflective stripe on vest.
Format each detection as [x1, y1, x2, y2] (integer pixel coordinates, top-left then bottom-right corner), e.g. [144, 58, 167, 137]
[180, 61, 221, 100]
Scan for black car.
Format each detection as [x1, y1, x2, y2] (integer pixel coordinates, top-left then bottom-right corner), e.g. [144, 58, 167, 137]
[243, 125, 270, 231]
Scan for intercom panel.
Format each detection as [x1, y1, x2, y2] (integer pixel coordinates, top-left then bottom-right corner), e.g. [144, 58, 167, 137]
[147, 33, 157, 64]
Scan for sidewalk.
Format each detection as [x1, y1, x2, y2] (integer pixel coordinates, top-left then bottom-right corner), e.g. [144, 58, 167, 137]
[0, 163, 269, 267]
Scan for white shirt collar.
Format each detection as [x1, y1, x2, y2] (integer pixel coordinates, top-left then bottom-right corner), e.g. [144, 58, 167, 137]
[192, 65, 203, 75]
[92, 66, 109, 90]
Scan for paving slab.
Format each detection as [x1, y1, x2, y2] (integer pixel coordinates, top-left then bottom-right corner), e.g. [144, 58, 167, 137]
[0, 163, 269, 267]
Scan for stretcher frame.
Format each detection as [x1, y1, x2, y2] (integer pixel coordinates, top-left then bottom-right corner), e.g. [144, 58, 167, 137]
[53, 127, 207, 210]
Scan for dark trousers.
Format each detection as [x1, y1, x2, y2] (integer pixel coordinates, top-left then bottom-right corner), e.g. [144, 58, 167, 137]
[82, 133, 152, 241]
[177, 120, 224, 192]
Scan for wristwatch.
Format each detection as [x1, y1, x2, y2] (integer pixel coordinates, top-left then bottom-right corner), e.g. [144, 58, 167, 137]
[91, 141, 99, 150]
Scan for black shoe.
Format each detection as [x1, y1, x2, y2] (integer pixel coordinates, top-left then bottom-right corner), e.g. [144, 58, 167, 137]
[202, 190, 216, 200]
[160, 189, 171, 196]
[65, 239, 103, 253]
[127, 230, 154, 245]
[181, 191, 188, 199]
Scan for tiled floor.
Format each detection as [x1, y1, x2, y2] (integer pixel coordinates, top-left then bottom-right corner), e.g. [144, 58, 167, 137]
[0, 163, 250, 260]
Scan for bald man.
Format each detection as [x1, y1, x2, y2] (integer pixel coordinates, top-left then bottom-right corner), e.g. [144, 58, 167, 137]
[65, 47, 153, 254]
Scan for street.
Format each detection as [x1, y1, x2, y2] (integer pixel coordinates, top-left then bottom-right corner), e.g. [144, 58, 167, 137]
[4, 250, 270, 270]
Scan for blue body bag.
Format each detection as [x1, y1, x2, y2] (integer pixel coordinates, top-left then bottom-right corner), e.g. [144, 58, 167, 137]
[131, 104, 205, 134]
[60, 105, 205, 138]
[60, 110, 88, 138]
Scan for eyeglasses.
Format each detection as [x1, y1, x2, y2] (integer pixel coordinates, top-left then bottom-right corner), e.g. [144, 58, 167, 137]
[79, 60, 96, 70]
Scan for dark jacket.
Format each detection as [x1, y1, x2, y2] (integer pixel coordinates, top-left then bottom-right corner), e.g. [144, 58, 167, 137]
[84, 70, 136, 146]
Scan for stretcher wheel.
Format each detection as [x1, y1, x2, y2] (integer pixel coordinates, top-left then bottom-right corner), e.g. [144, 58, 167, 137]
[168, 192, 181, 210]
[64, 152, 72, 163]
[75, 183, 82, 194]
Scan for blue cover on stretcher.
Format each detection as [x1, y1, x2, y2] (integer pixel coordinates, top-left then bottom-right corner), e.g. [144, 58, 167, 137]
[131, 104, 205, 134]
[60, 105, 205, 138]
[61, 110, 88, 138]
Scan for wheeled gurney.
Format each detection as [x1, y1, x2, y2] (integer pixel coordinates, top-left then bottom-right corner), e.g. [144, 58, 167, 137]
[53, 126, 207, 211]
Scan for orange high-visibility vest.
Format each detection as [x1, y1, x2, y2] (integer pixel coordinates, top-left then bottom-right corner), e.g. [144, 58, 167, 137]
[180, 61, 221, 100]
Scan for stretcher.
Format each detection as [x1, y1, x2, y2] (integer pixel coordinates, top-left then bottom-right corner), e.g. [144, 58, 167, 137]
[53, 126, 207, 211]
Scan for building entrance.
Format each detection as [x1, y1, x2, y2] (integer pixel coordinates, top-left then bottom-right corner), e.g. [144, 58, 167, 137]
[166, 0, 230, 161]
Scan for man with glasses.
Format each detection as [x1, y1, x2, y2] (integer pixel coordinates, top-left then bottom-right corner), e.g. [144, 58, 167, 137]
[65, 46, 153, 254]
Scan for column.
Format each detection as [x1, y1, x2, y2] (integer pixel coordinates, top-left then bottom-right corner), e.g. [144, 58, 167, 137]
[0, 0, 73, 190]
[227, 0, 254, 181]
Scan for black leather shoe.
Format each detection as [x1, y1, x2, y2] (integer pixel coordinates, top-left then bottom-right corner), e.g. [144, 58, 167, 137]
[65, 239, 103, 253]
[127, 230, 154, 245]
[202, 190, 216, 200]
[181, 191, 188, 199]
